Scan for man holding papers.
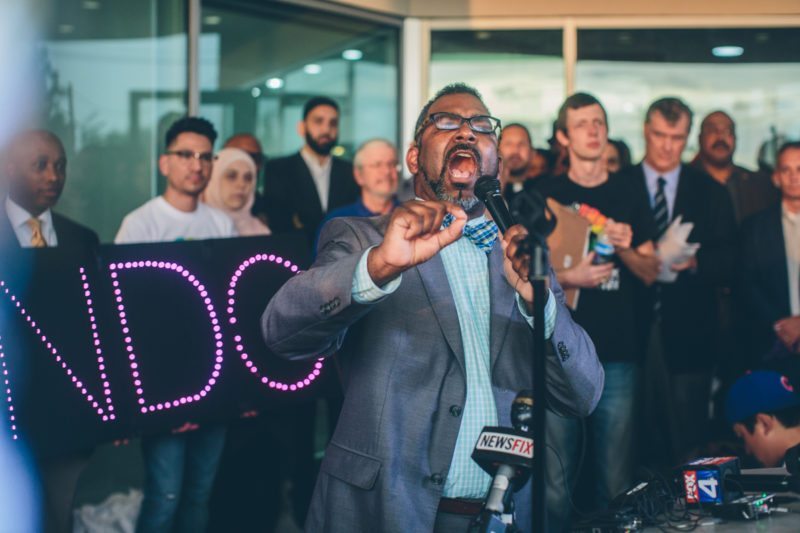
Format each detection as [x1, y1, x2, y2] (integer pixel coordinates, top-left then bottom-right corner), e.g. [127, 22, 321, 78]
[622, 97, 737, 467]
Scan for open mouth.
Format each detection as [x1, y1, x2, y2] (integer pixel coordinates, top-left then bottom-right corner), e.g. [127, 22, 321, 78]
[447, 150, 478, 181]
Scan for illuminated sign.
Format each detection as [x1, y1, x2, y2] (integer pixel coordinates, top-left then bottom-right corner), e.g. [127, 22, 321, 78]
[0, 235, 318, 456]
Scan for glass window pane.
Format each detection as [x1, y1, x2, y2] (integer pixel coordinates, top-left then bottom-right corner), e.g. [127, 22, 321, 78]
[576, 28, 800, 169]
[199, 1, 400, 161]
[430, 30, 563, 148]
[37, 0, 187, 242]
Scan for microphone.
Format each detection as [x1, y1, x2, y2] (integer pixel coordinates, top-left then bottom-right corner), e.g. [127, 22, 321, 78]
[472, 392, 534, 520]
[475, 175, 515, 233]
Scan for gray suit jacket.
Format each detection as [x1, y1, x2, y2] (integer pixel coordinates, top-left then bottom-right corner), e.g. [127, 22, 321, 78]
[262, 215, 603, 532]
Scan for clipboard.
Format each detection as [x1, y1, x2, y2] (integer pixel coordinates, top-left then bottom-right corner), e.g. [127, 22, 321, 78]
[546, 198, 591, 310]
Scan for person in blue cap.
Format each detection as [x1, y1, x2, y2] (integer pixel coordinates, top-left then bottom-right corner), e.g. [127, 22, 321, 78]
[726, 370, 800, 467]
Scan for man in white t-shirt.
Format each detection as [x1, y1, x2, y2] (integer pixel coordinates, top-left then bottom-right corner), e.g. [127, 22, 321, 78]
[116, 116, 236, 533]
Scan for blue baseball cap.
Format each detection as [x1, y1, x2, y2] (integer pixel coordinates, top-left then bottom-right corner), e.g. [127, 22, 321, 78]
[726, 370, 800, 426]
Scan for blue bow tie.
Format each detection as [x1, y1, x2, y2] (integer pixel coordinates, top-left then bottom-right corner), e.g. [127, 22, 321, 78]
[442, 214, 499, 255]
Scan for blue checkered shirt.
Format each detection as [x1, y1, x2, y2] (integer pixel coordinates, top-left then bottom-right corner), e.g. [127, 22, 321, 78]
[351, 215, 556, 498]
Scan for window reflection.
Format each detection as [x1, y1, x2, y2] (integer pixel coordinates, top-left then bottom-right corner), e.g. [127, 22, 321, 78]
[430, 30, 564, 149]
[199, 2, 400, 161]
[576, 28, 800, 169]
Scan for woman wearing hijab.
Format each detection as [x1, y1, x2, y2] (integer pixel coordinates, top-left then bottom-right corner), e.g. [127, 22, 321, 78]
[203, 147, 271, 236]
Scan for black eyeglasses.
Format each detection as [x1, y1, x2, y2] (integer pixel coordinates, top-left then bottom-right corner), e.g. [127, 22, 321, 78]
[165, 150, 214, 164]
[416, 112, 502, 139]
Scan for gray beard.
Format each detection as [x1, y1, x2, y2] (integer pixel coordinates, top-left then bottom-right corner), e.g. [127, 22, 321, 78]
[423, 168, 480, 210]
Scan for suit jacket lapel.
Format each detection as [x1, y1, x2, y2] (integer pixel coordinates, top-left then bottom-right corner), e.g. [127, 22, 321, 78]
[415, 254, 465, 374]
[488, 242, 516, 371]
[673, 166, 691, 221]
[767, 205, 791, 315]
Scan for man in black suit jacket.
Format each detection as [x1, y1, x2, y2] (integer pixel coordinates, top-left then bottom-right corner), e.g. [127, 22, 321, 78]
[263, 96, 359, 248]
[1, 129, 98, 533]
[623, 98, 737, 466]
[741, 142, 800, 362]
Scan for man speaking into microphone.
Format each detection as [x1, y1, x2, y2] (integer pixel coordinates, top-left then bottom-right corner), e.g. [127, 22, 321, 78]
[262, 83, 603, 532]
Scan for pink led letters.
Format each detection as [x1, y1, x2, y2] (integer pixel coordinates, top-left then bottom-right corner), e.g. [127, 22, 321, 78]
[227, 254, 323, 392]
[110, 261, 225, 414]
[0, 252, 324, 435]
[0, 268, 117, 439]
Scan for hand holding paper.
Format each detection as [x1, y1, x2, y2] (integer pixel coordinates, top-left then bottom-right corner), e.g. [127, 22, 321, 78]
[656, 215, 700, 282]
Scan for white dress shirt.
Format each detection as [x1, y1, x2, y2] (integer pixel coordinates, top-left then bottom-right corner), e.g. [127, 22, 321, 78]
[300, 147, 332, 212]
[4, 196, 58, 247]
[782, 203, 800, 316]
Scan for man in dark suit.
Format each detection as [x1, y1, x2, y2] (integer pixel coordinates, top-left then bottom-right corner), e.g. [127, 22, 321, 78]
[1, 129, 99, 251]
[1, 129, 99, 533]
[262, 83, 603, 532]
[741, 142, 800, 362]
[623, 98, 737, 467]
[263, 96, 359, 247]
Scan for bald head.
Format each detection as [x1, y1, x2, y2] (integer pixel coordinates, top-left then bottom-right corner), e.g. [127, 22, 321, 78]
[4, 129, 67, 216]
[224, 133, 264, 170]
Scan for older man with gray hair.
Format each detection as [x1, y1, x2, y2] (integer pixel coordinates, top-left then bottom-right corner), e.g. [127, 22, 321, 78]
[314, 138, 400, 250]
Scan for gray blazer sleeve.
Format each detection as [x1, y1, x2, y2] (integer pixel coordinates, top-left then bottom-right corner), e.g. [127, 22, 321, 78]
[261, 217, 381, 360]
[544, 268, 604, 417]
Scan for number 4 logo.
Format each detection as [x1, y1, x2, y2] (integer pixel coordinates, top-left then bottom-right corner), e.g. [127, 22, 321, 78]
[699, 478, 718, 499]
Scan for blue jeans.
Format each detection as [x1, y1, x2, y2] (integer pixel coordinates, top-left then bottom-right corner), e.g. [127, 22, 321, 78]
[545, 362, 637, 531]
[136, 426, 226, 533]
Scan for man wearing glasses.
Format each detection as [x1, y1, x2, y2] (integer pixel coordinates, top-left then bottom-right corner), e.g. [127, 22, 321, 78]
[115, 116, 235, 533]
[262, 83, 602, 532]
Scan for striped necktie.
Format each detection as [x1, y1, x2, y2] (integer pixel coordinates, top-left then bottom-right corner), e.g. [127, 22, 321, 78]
[653, 177, 669, 239]
[27, 218, 47, 248]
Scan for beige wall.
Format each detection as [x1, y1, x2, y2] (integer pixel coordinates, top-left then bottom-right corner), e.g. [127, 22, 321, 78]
[334, 0, 800, 18]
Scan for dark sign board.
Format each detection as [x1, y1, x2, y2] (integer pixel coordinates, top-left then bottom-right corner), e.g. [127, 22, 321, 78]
[0, 234, 320, 457]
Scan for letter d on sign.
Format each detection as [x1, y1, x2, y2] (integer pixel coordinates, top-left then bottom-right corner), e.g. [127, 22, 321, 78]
[110, 261, 224, 414]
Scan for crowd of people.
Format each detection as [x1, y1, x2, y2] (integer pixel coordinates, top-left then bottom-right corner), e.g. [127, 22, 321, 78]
[1, 85, 800, 532]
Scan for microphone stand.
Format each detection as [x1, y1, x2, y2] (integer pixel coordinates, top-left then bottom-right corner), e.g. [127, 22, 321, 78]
[528, 235, 549, 533]
[512, 192, 554, 533]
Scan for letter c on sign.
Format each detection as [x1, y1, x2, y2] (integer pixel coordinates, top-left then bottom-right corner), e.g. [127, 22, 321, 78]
[226, 254, 324, 392]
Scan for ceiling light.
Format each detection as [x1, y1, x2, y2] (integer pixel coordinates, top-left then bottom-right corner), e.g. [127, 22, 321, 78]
[251, 87, 262, 98]
[303, 64, 322, 75]
[203, 15, 222, 26]
[82, 0, 101, 10]
[265, 78, 284, 89]
[342, 49, 363, 61]
[58, 24, 75, 34]
[712, 46, 744, 58]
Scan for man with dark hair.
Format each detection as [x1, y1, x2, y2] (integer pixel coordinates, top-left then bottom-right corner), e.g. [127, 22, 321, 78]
[538, 92, 658, 526]
[263, 95, 358, 246]
[116, 116, 235, 533]
[262, 82, 603, 532]
[498, 123, 534, 203]
[691, 111, 778, 223]
[740, 142, 800, 361]
[1, 128, 99, 533]
[622, 97, 737, 467]
[726, 370, 800, 467]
